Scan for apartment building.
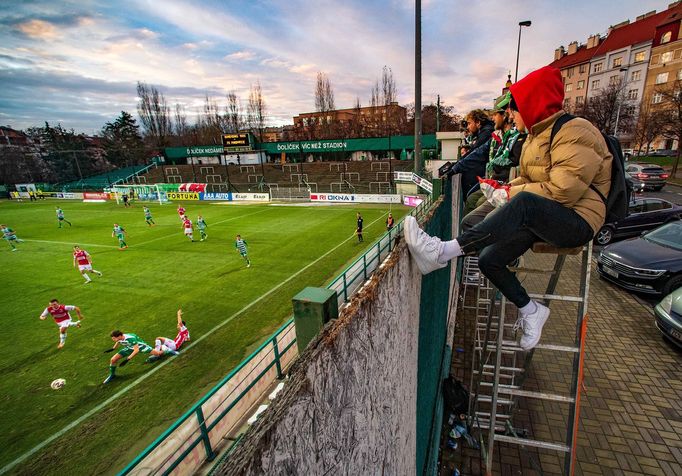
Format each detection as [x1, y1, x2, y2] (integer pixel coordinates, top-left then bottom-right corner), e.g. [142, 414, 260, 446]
[550, 35, 602, 112]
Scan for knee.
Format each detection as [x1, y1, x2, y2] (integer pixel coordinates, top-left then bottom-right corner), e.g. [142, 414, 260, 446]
[478, 248, 502, 275]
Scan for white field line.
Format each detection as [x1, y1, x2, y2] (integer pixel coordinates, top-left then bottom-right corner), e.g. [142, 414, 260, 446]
[0, 212, 387, 475]
[22, 239, 118, 249]
[133, 208, 271, 247]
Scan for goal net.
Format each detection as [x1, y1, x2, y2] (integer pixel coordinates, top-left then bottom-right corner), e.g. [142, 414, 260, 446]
[108, 184, 167, 205]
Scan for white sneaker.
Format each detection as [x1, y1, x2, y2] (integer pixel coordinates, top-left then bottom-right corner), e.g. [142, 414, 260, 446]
[516, 302, 550, 350]
[403, 216, 447, 275]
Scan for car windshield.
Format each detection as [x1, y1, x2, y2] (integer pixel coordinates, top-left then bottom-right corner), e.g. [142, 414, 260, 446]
[642, 167, 664, 173]
[643, 221, 682, 251]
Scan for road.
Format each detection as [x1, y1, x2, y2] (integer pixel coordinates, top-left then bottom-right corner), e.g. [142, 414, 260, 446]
[643, 181, 682, 204]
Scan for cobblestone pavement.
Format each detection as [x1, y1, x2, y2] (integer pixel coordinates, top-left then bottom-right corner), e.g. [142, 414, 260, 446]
[442, 250, 682, 476]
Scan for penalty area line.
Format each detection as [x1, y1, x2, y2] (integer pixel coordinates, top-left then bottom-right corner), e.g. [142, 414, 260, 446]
[0, 212, 387, 475]
[22, 239, 118, 249]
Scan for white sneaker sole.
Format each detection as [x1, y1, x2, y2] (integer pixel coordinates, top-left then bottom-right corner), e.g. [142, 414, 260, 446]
[519, 304, 550, 351]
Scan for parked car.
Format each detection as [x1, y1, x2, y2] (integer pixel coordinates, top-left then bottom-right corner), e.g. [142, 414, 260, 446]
[649, 149, 676, 157]
[625, 163, 669, 191]
[597, 221, 682, 295]
[654, 287, 682, 349]
[594, 198, 682, 245]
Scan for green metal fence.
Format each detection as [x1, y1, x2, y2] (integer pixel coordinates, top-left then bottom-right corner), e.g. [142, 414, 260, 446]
[119, 190, 439, 476]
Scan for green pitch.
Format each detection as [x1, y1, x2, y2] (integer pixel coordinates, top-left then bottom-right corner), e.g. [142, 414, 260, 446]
[0, 199, 409, 475]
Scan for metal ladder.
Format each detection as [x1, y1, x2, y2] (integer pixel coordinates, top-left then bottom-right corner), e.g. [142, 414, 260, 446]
[466, 241, 592, 476]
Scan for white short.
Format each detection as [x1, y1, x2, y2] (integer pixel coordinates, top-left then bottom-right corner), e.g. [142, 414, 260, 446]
[57, 319, 72, 329]
[159, 338, 176, 351]
[184, 229, 193, 235]
[78, 264, 92, 271]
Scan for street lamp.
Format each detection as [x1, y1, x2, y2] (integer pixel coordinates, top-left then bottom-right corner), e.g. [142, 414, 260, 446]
[515, 20, 532, 82]
[614, 67, 629, 137]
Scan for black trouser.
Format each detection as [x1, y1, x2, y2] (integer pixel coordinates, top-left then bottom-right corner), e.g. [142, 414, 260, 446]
[457, 192, 594, 307]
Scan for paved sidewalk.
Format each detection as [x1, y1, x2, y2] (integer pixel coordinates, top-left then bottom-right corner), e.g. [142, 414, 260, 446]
[444, 251, 682, 475]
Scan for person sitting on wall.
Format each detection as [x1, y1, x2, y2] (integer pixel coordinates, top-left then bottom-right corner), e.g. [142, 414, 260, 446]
[448, 109, 494, 198]
[404, 65, 612, 351]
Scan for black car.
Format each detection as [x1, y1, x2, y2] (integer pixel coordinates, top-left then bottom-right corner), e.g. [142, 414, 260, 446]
[625, 163, 669, 191]
[597, 221, 682, 295]
[594, 198, 681, 245]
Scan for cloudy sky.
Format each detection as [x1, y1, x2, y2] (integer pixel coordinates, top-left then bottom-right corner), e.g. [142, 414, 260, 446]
[0, 0, 669, 134]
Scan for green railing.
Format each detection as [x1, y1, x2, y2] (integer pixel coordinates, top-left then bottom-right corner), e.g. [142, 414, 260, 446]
[120, 189, 438, 476]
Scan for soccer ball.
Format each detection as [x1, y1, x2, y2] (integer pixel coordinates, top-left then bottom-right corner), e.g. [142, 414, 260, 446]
[51, 378, 66, 390]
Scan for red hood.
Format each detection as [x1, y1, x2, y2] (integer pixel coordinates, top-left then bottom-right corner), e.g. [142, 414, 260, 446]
[509, 66, 564, 129]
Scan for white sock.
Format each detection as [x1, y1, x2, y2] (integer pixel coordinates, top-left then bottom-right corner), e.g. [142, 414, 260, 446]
[70, 321, 80, 327]
[60, 334, 66, 344]
[438, 239, 463, 264]
[155, 339, 161, 349]
[519, 300, 538, 317]
[94, 269, 102, 276]
[84, 273, 91, 282]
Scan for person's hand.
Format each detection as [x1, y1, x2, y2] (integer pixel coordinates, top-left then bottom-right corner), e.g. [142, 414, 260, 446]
[478, 177, 510, 208]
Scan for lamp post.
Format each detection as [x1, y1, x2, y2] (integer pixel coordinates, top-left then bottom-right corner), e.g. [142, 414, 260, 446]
[614, 67, 629, 137]
[515, 20, 532, 82]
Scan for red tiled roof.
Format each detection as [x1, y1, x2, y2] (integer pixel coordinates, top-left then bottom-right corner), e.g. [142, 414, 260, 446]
[592, 4, 682, 56]
[549, 44, 599, 69]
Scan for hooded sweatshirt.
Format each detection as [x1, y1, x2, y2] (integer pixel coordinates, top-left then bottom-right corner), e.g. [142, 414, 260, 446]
[508, 66, 612, 234]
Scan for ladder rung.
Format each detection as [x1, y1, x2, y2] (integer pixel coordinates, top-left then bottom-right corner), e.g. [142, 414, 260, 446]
[477, 396, 514, 405]
[475, 411, 511, 419]
[494, 434, 571, 453]
[482, 364, 524, 372]
[471, 422, 507, 432]
[473, 371, 516, 378]
[528, 293, 584, 303]
[498, 387, 576, 403]
[476, 323, 515, 329]
[474, 347, 516, 354]
[499, 341, 579, 353]
[508, 267, 558, 275]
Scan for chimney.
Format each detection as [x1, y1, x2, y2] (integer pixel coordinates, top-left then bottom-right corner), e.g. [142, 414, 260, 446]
[587, 34, 601, 49]
[670, 2, 681, 8]
[636, 11, 656, 21]
[554, 46, 566, 61]
[567, 41, 579, 55]
[609, 20, 630, 34]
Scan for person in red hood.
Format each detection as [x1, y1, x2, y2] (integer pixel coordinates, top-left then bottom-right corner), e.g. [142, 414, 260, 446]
[404, 66, 612, 351]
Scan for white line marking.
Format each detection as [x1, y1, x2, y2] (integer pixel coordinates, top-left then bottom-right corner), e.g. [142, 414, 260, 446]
[0, 212, 387, 475]
[133, 208, 271, 247]
[22, 239, 118, 249]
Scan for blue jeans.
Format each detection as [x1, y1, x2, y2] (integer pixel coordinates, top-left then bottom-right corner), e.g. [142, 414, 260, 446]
[457, 192, 594, 307]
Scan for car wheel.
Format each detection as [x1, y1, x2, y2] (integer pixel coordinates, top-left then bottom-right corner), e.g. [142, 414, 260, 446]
[594, 226, 614, 245]
[662, 275, 682, 296]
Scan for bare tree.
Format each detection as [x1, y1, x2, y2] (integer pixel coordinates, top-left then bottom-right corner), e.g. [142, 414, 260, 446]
[657, 79, 682, 177]
[633, 93, 667, 155]
[173, 103, 190, 145]
[136, 82, 172, 148]
[315, 72, 335, 112]
[247, 81, 267, 142]
[581, 79, 634, 135]
[226, 91, 242, 133]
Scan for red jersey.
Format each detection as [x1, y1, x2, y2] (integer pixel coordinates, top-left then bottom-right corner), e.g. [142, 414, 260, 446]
[178, 207, 186, 216]
[183, 219, 192, 229]
[174, 326, 190, 348]
[73, 250, 90, 265]
[42, 305, 75, 323]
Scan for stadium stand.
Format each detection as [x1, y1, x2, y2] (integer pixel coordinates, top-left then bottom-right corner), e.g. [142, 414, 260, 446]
[58, 164, 156, 191]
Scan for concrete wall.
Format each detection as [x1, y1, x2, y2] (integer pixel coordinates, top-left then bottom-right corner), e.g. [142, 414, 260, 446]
[215, 227, 427, 475]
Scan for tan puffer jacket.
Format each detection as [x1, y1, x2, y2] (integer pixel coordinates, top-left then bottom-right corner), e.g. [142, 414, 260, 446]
[509, 111, 613, 234]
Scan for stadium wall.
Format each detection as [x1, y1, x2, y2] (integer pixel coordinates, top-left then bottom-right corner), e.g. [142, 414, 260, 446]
[214, 180, 460, 475]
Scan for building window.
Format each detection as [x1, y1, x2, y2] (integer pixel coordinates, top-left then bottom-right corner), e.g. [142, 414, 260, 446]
[661, 51, 674, 63]
[634, 51, 646, 62]
[592, 79, 601, 89]
[661, 31, 672, 44]
[565, 83, 573, 92]
[656, 72, 669, 84]
[575, 96, 584, 107]
[609, 75, 620, 85]
[652, 92, 664, 104]
[577, 80, 585, 90]
[631, 70, 641, 81]
[624, 106, 636, 116]
[678, 69, 682, 80]
[563, 99, 571, 110]
[579, 64, 587, 74]
[567, 67, 574, 78]
[627, 89, 638, 100]
[594, 62, 603, 73]
[612, 57, 623, 68]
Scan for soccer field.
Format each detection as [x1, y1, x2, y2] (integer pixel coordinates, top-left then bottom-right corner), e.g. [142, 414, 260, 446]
[0, 199, 409, 475]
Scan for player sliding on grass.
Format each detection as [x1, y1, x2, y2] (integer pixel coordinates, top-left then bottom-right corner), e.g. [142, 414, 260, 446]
[73, 245, 103, 283]
[197, 215, 208, 241]
[112, 223, 128, 250]
[103, 330, 153, 384]
[1, 224, 24, 251]
[182, 217, 194, 242]
[40, 299, 83, 349]
[235, 234, 250, 267]
[143, 206, 155, 226]
[56, 207, 72, 228]
[146, 308, 190, 363]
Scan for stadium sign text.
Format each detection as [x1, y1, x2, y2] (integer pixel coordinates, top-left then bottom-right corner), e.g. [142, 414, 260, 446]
[167, 192, 200, 201]
[310, 193, 401, 204]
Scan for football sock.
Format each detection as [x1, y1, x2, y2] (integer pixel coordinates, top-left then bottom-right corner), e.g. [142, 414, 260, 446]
[438, 240, 463, 263]
[108, 365, 116, 376]
[60, 334, 66, 344]
[84, 273, 91, 282]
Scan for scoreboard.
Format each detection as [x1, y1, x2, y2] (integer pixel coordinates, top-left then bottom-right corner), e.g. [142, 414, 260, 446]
[222, 133, 252, 151]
